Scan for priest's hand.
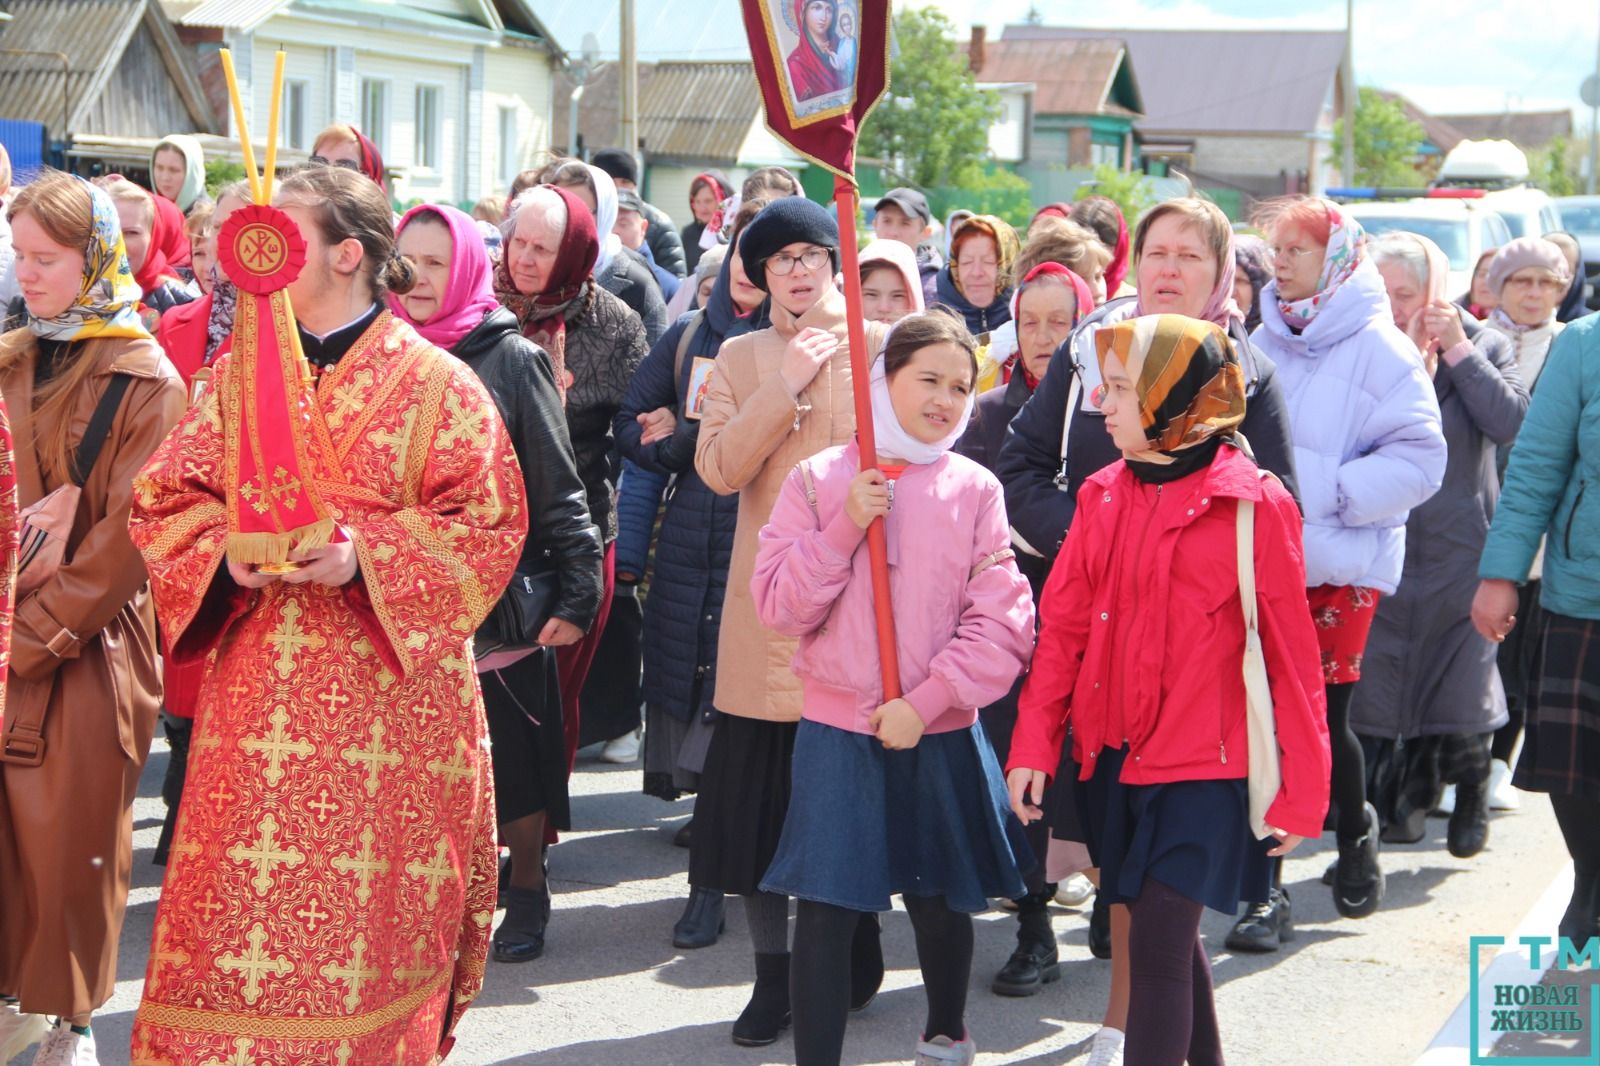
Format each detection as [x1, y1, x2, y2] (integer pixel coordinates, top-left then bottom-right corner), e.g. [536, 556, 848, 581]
[227, 559, 279, 589]
[284, 537, 359, 587]
[537, 617, 584, 647]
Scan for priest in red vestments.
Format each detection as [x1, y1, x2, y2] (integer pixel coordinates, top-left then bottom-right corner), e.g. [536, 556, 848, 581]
[127, 166, 526, 1065]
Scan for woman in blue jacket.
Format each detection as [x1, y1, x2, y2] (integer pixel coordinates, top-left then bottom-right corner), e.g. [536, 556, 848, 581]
[1475, 315, 1600, 948]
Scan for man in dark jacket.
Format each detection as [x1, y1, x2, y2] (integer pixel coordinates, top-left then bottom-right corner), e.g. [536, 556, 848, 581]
[872, 186, 942, 307]
[593, 148, 688, 279]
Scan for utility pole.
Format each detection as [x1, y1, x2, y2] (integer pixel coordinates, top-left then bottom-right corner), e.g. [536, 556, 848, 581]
[620, 0, 638, 158]
[1342, 0, 1355, 185]
[1591, 0, 1600, 193]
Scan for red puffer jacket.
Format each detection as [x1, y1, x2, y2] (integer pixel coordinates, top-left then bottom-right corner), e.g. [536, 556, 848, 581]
[1008, 444, 1331, 839]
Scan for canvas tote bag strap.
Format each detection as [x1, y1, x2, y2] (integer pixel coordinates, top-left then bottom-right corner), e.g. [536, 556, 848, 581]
[1239, 470, 1283, 840]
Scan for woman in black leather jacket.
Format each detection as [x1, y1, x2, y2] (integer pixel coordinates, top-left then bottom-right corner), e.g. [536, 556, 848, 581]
[394, 204, 604, 966]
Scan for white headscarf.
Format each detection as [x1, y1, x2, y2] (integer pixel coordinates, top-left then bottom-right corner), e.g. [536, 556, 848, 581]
[586, 163, 623, 278]
[868, 336, 976, 465]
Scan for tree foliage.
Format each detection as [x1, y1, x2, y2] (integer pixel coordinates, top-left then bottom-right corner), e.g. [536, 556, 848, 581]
[860, 7, 999, 191]
[204, 160, 248, 197]
[1531, 134, 1580, 198]
[1074, 164, 1156, 227]
[1331, 87, 1426, 187]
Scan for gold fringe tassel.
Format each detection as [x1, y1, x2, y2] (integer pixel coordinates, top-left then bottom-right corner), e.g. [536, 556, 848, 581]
[225, 518, 337, 567]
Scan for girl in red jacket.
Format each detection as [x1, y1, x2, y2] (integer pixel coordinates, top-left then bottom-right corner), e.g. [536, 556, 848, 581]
[1006, 315, 1330, 1066]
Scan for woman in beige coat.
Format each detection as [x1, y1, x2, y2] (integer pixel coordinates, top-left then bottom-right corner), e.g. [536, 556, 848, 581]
[693, 196, 887, 1047]
[0, 173, 184, 1066]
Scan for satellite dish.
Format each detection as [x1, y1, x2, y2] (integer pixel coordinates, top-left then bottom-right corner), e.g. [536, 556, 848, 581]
[582, 32, 600, 67]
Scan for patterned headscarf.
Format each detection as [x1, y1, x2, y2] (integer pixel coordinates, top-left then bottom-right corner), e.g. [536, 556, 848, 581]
[1094, 314, 1245, 484]
[204, 262, 237, 363]
[494, 185, 599, 402]
[950, 214, 1021, 296]
[1275, 199, 1365, 331]
[27, 179, 151, 343]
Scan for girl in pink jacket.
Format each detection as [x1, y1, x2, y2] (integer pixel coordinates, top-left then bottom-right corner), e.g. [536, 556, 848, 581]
[751, 309, 1036, 1066]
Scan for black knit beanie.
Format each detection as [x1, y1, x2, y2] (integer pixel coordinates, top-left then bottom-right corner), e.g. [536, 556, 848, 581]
[591, 148, 639, 186]
[737, 197, 840, 292]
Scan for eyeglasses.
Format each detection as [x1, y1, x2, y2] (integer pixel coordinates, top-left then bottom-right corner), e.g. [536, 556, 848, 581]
[1503, 275, 1566, 293]
[765, 247, 831, 276]
[1268, 244, 1319, 263]
[309, 155, 362, 172]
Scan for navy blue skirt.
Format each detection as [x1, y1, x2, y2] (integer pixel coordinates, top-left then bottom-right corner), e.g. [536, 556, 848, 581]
[1078, 746, 1271, 915]
[761, 720, 1031, 913]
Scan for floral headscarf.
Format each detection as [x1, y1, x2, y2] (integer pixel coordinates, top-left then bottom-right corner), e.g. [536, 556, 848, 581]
[28, 179, 151, 343]
[950, 214, 1021, 296]
[1275, 199, 1366, 331]
[494, 185, 600, 402]
[1095, 314, 1246, 484]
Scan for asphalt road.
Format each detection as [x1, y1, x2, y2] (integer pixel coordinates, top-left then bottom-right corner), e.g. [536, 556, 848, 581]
[45, 737, 1571, 1065]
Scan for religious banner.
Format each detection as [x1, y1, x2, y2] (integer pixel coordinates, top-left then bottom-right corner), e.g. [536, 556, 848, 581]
[214, 49, 338, 570]
[742, 0, 902, 697]
[742, 0, 891, 181]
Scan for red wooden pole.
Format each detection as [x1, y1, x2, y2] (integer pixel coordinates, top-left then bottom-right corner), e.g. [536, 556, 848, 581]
[833, 177, 902, 700]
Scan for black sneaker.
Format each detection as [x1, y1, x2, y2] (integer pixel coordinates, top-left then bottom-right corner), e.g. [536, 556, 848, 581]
[1333, 802, 1385, 919]
[1225, 888, 1295, 953]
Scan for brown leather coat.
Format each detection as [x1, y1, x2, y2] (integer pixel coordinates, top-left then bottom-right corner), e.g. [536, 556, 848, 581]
[0, 330, 184, 1017]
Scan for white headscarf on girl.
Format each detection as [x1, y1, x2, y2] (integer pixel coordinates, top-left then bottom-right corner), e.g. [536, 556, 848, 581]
[586, 163, 623, 278]
[868, 323, 977, 465]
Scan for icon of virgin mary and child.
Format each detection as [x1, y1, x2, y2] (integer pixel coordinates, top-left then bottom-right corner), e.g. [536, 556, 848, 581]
[784, 0, 858, 105]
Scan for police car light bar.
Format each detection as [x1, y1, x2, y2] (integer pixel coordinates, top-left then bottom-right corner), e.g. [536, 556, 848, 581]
[1326, 187, 1488, 200]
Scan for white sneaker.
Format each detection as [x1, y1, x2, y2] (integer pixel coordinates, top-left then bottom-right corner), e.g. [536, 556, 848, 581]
[0, 1002, 48, 1064]
[601, 728, 641, 764]
[1488, 758, 1522, 811]
[1085, 1025, 1125, 1066]
[1434, 784, 1456, 816]
[1056, 874, 1096, 908]
[33, 1023, 97, 1066]
[914, 1033, 977, 1065]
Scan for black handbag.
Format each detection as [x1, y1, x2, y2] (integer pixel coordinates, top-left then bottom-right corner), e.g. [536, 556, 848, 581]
[474, 552, 560, 660]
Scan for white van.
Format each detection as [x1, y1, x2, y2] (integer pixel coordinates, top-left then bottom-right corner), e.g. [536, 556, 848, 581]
[1438, 140, 1562, 240]
[1344, 198, 1513, 297]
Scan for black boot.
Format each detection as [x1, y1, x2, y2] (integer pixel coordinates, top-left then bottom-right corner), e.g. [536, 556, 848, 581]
[731, 952, 791, 1047]
[673, 819, 693, 848]
[493, 885, 551, 962]
[1381, 805, 1428, 845]
[1447, 780, 1490, 859]
[673, 887, 726, 949]
[497, 854, 512, 899]
[1225, 887, 1295, 953]
[1333, 802, 1385, 919]
[1559, 864, 1599, 948]
[1088, 891, 1113, 960]
[849, 912, 884, 1012]
[992, 893, 1060, 996]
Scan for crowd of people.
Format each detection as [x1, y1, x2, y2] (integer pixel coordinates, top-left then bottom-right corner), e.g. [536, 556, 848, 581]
[0, 119, 1593, 1066]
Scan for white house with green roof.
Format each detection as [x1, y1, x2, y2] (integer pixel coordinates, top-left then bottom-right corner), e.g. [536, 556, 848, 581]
[162, 0, 561, 205]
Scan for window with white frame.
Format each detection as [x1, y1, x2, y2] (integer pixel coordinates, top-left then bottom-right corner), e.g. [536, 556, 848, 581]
[497, 106, 519, 187]
[415, 85, 441, 170]
[282, 80, 308, 150]
[360, 78, 389, 153]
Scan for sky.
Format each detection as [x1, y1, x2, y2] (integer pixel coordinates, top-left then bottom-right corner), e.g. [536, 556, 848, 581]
[537, 0, 1600, 120]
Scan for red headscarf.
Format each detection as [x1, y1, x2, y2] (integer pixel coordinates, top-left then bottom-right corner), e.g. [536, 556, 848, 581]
[493, 185, 599, 401]
[132, 189, 190, 292]
[1103, 205, 1131, 300]
[1006, 261, 1096, 390]
[350, 126, 386, 191]
[1031, 203, 1072, 226]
